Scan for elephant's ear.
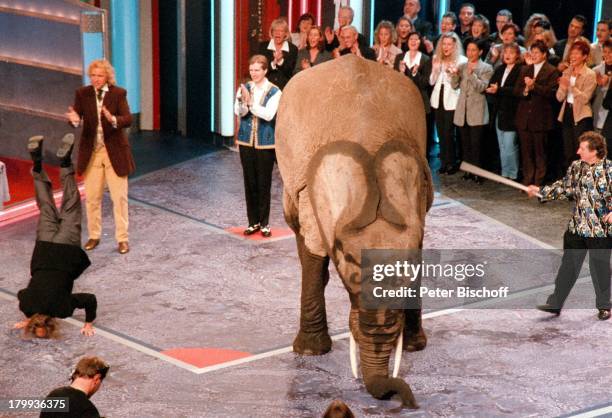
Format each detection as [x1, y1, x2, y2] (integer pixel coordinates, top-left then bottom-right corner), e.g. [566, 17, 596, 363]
[306, 141, 379, 252]
[374, 139, 433, 231]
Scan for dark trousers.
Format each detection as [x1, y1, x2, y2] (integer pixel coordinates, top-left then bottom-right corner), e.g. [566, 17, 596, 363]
[426, 112, 435, 159]
[561, 105, 593, 172]
[434, 109, 457, 169]
[459, 125, 484, 166]
[34, 166, 81, 247]
[547, 231, 612, 310]
[518, 129, 548, 186]
[239, 145, 275, 226]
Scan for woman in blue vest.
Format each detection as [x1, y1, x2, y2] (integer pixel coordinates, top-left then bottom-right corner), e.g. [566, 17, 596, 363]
[234, 55, 282, 237]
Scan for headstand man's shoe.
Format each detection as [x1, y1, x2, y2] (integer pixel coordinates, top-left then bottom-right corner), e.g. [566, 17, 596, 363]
[243, 224, 260, 235]
[84, 239, 100, 251]
[28, 135, 44, 158]
[536, 303, 561, 316]
[260, 225, 272, 237]
[56, 133, 75, 163]
[598, 309, 611, 321]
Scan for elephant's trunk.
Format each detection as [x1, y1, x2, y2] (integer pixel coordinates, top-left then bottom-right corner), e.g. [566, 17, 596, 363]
[356, 310, 418, 408]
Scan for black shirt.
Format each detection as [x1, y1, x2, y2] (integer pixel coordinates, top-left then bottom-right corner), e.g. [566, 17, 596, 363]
[40, 386, 100, 418]
[18, 241, 96, 322]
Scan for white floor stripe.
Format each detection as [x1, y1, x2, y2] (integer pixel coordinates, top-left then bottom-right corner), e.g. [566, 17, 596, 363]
[566, 405, 612, 418]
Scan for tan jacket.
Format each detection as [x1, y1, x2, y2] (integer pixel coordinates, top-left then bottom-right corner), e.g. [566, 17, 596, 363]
[556, 65, 597, 124]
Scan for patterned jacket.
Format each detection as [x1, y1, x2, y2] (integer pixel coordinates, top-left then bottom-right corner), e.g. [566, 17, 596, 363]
[540, 159, 612, 237]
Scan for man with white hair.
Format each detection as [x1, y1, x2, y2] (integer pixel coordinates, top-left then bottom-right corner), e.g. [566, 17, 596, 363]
[324, 6, 366, 52]
[402, 0, 433, 39]
[334, 25, 376, 61]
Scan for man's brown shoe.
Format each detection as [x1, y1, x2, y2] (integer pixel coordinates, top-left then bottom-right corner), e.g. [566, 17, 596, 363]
[84, 239, 100, 251]
[118, 242, 129, 254]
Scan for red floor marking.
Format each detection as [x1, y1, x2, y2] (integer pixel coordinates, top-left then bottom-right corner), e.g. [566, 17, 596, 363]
[225, 226, 294, 241]
[161, 348, 252, 368]
[1, 158, 64, 206]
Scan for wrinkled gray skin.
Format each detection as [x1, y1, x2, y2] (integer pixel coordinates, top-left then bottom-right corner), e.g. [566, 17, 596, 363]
[275, 55, 433, 408]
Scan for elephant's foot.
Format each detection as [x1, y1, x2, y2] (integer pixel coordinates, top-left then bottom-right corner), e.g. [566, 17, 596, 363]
[364, 375, 418, 409]
[293, 329, 332, 355]
[403, 326, 427, 352]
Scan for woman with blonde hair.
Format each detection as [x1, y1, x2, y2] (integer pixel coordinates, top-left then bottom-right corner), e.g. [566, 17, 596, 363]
[395, 16, 414, 52]
[258, 18, 298, 90]
[429, 31, 466, 174]
[373, 20, 402, 68]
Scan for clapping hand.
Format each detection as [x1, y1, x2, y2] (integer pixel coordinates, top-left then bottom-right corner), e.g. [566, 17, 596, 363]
[524, 76, 535, 90]
[523, 51, 533, 65]
[101, 106, 114, 123]
[324, 27, 335, 44]
[273, 49, 283, 64]
[485, 82, 499, 94]
[490, 46, 500, 62]
[65, 106, 80, 125]
[432, 57, 441, 73]
[423, 38, 434, 54]
[604, 213, 612, 224]
[596, 72, 610, 87]
[300, 58, 311, 70]
[467, 61, 477, 74]
[399, 60, 407, 73]
[240, 84, 251, 106]
[411, 64, 419, 76]
[559, 75, 570, 89]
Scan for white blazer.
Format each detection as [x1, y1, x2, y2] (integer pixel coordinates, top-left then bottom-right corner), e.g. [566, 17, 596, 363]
[429, 55, 468, 111]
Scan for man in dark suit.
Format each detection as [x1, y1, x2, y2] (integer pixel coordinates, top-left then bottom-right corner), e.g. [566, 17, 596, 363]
[66, 59, 134, 254]
[457, 2, 475, 41]
[402, 0, 433, 39]
[336, 26, 376, 61]
[515, 41, 561, 186]
[258, 18, 298, 90]
[323, 6, 367, 52]
[554, 15, 587, 70]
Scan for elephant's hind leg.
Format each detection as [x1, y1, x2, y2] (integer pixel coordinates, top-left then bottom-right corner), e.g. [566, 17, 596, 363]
[293, 234, 332, 355]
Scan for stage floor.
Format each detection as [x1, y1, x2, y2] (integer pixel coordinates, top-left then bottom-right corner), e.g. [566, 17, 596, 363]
[1, 145, 611, 417]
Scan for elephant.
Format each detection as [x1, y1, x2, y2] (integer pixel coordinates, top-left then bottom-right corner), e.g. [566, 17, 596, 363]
[275, 54, 433, 407]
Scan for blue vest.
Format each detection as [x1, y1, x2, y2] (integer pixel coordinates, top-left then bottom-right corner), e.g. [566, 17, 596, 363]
[237, 82, 279, 149]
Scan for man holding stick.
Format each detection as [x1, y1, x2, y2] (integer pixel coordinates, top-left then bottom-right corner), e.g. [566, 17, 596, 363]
[526, 131, 611, 321]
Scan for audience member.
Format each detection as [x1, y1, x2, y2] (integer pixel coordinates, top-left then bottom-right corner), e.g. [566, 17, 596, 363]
[486, 23, 525, 69]
[395, 32, 433, 155]
[463, 14, 491, 57]
[259, 18, 298, 90]
[457, 3, 475, 40]
[452, 38, 494, 182]
[554, 15, 587, 71]
[234, 55, 281, 238]
[556, 40, 597, 171]
[40, 356, 109, 418]
[396, 16, 415, 53]
[523, 13, 552, 44]
[515, 40, 561, 186]
[489, 9, 524, 46]
[486, 43, 523, 180]
[427, 12, 457, 54]
[526, 29, 560, 66]
[591, 20, 611, 66]
[291, 13, 315, 50]
[430, 32, 467, 174]
[373, 20, 403, 68]
[602, 86, 612, 151]
[402, 0, 433, 39]
[324, 6, 366, 52]
[335, 26, 376, 60]
[592, 40, 612, 135]
[294, 26, 332, 74]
